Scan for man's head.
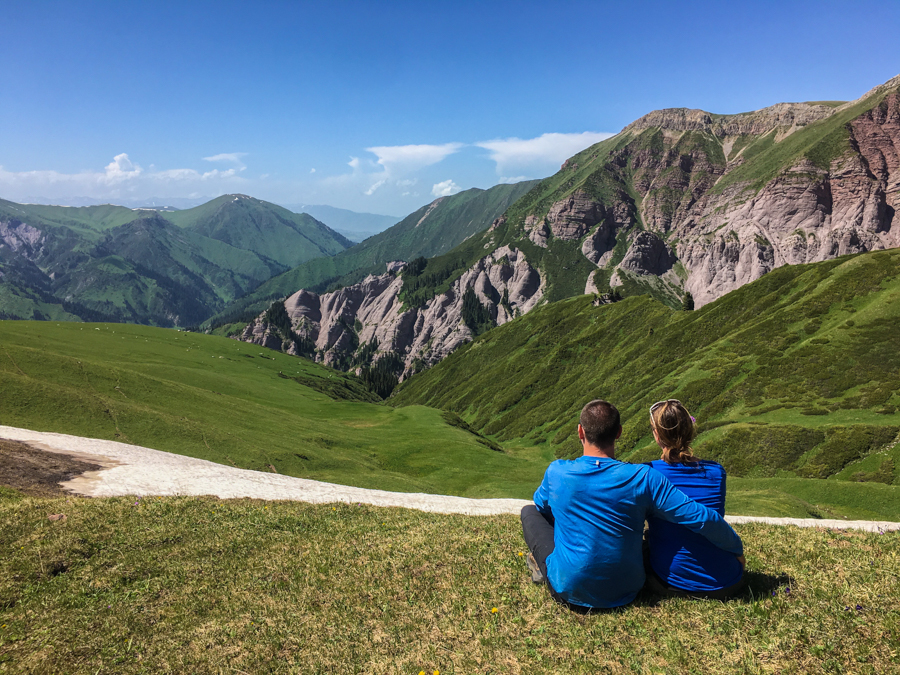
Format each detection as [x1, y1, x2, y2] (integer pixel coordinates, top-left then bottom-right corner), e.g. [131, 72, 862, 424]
[579, 399, 621, 449]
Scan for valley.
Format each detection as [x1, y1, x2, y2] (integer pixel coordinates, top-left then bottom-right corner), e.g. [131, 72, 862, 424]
[2, 75, 900, 523]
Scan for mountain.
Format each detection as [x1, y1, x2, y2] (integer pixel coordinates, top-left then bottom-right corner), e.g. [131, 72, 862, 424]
[0, 195, 351, 326]
[207, 181, 538, 328]
[233, 75, 900, 382]
[283, 204, 400, 242]
[392, 247, 900, 486]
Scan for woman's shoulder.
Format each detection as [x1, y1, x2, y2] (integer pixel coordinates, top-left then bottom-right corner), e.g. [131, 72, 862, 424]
[647, 458, 726, 475]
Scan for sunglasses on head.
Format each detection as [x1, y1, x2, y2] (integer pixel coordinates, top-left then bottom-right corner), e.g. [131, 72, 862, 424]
[650, 399, 681, 416]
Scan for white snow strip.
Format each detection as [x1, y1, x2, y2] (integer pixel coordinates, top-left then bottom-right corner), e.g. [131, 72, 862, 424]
[2, 425, 899, 530]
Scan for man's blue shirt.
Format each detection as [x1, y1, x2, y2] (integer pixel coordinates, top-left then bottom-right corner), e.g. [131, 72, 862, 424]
[533, 455, 743, 608]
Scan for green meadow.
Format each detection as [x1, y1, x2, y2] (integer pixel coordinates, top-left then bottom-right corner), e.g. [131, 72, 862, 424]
[1, 494, 899, 674]
[0, 321, 548, 498]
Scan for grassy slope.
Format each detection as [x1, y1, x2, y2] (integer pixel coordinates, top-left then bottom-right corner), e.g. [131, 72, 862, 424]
[164, 195, 351, 267]
[0, 196, 353, 326]
[203, 182, 539, 328]
[1, 494, 898, 673]
[0, 321, 547, 498]
[393, 249, 900, 514]
[0, 200, 138, 240]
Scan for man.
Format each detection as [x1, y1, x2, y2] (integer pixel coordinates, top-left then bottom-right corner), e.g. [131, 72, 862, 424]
[520, 399, 745, 610]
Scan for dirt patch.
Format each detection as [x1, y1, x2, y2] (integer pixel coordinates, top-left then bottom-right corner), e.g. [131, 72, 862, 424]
[0, 438, 101, 497]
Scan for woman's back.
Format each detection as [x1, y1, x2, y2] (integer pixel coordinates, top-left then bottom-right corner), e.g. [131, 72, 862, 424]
[646, 459, 743, 592]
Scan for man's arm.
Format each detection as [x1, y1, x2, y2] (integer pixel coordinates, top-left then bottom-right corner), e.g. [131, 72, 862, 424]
[533, 465, 553, 516]
[645, 468, 743, 556]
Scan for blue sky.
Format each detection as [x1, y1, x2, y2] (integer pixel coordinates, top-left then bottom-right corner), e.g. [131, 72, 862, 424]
[1, 0, 898, 216]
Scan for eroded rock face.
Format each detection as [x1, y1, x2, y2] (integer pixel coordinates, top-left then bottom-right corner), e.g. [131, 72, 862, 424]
[546, 190, 604, 240]
[618, 231, 676, 276]
[0, 221, 45, 259]
[558, 86, 900, 307]
[239, 246, 545, 377]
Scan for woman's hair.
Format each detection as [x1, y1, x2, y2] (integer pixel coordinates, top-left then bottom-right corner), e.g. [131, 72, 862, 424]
[650, 400, 698, 464]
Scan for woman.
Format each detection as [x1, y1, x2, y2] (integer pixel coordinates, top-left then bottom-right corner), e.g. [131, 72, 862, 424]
[644, 399, 745, 599]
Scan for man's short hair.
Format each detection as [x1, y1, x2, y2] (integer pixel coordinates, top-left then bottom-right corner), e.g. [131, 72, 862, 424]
[580, 399, 621, 447]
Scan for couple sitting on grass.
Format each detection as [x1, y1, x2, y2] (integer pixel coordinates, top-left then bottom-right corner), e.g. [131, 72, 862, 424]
[521, 399, 745, 611]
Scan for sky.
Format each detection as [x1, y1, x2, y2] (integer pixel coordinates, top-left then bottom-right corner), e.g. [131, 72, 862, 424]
[1, 0, 898, 217]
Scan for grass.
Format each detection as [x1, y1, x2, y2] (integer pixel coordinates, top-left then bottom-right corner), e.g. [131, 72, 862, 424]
[0, 321, 548, 499]
[1, 492, 898, 673]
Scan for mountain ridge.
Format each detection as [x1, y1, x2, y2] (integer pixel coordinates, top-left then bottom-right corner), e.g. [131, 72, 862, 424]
[234, 74, 900, 386]
[0, 194, 351, 325]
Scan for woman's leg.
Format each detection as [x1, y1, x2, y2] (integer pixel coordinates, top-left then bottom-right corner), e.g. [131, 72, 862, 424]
[520, 505, 555, 581]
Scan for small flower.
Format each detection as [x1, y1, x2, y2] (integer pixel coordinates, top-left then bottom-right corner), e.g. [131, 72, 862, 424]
[518, 552, 524, 557]
[491, 607, 498, 613]
[856, 604, 863, 611]
[785, 588, 791, 594]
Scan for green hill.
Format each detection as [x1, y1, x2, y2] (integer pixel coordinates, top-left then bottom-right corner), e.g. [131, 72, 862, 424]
[393, 248, 900, 495]
[0, 196, 352, 326]
[204, 181, 539, 329]
[0, 320, 545, 497]
[164, 194, 352, 268]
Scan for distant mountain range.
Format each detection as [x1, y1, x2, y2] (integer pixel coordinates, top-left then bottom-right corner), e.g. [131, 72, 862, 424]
[206, 180, 538, 328]
[281, 204, 401, 242]
[0, 195, 351, 326]
[235, 74, 900, 384]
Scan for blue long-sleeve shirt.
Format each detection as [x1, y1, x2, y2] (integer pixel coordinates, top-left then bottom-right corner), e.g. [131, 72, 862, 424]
[533, 455, 743, 608]
[645, 459, 744, 592]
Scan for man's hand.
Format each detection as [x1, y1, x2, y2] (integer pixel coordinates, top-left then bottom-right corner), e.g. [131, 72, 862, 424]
[737, 555, 746, 570]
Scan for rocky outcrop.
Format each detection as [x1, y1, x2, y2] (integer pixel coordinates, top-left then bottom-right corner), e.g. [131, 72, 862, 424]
[508, 77, 900, 308]
[546, 190, 604, 240]
[0, 221, 45, 260]
[618, 231, 676, 276]
[240, 246, 545, 377]
[624, 103, 837, 138]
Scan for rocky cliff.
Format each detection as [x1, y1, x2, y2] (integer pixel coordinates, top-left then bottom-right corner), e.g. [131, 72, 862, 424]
[498, 74, 900, 309]
[240, 246, 544, 378]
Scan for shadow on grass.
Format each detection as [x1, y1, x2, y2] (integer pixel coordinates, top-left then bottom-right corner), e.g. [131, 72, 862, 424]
[632, 570, 795, 609]
[545, 570, 795, 615]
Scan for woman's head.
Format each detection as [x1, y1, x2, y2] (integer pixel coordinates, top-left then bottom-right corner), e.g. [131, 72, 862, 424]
[649, 399, 697, 464]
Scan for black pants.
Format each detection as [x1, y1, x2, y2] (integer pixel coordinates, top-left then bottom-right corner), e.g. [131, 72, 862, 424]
[520, 505, 555, 577]
[520, 504, 572, 606]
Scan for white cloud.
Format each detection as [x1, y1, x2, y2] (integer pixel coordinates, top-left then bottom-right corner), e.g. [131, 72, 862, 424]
[499, 175, 530, 184]
[365, 178, 387, 196]
[0, 153, 246, 202]
[103, 153, 142, 182]
[309, 168, 316, 173]
[202, 152, 247, 169]
[396, 178, 417, 187]
[476, 132, 614, 174]
[347, 156, 360, 170]
[366, 143, 462, 173]
[432, 179, 461, 197]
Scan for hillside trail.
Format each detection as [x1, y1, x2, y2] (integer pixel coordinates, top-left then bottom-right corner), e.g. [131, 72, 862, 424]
[1, 425, 898, 531]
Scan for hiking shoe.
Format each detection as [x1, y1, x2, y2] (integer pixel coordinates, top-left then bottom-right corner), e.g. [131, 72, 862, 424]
[526, 551, 545, 584]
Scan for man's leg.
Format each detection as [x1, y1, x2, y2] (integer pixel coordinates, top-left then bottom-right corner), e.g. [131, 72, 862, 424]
[520, 505, 555, 582]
